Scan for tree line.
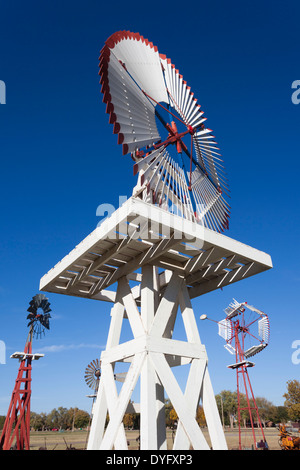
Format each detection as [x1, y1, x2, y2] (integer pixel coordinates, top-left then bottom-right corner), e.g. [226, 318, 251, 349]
[0, 407, 90, 432]
[0, 380, 299, 431]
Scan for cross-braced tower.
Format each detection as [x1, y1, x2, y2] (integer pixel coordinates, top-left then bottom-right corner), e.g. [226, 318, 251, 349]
[0, 294, 50, 450]
[39, 30, 273, 450]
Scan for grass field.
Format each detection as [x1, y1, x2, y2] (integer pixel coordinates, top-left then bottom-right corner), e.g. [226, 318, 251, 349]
[27, 427, 282, 451]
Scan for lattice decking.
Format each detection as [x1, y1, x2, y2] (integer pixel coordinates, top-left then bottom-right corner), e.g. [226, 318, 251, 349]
[40, 197, 272, 301]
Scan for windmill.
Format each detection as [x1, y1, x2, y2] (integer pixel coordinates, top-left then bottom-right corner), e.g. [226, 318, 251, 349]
[85, 358, 126, 396]
[0, 294, 51, 450]
[99, 30, 230, 232]
[201, 299, 270, 450]
[40, 30, 273, 450]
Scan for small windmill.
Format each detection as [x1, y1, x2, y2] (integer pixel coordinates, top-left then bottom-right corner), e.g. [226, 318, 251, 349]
[201, 299, 270, 450]
[85, 358, 127, 398]
[0, 294, 51, 450]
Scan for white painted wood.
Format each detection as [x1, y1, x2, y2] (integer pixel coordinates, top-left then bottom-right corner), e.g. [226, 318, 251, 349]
[150, 272, 183, 337]
[173, 358, 207, 450]
[101, 362, 128, 449]
[40, 198, 272, 452]
[40, 198, 272, 301]
[99, 352, 146, 450]
[149, 351, 210, 450]
[201, 368, 228, 450]
[87, 282, 125, 450]
[88, 270, 227, 450]
[118, 276, 145, 339]
[140, 355, 159, 450]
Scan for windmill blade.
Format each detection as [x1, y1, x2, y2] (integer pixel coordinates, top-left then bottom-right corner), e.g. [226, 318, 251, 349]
[244, 344, 267, 358]
[40, 313, 51, 330]
[100, 32, 163, 156]
[114, 372, 127, 383]
[218, 318, 233, 342]
[258, 316, 270, 344]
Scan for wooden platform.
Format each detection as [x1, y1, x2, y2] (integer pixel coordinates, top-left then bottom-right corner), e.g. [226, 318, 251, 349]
[39, 197, 272, 302]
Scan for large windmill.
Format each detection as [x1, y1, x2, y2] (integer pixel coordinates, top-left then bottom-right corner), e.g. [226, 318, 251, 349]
[40, 31, 273, 450]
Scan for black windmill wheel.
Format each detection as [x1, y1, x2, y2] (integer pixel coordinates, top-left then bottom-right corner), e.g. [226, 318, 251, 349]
[27, 293, 51, 339]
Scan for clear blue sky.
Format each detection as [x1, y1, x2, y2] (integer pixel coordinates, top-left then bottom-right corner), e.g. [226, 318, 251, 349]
[0, 0, 299, 416]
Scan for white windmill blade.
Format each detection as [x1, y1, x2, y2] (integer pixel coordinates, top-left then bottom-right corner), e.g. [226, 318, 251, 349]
[244, 303, 267, 316]
[160, 54, 228, 195]
[223, 299, 245, 318]
[100, 34, 162, 155]
[111, 31, 169, 104]
[191, 167, 230, 232]
[244, 344, 267, 358]
[224, 343, 236, 355]
[258, 316, 270, 344]
[114, 372, 127, 383]
[218, 318, 233, 341]
[138, 148, 196, 222]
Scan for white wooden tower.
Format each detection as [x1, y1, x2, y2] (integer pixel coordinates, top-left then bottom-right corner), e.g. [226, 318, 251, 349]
[39, 31, 273, 450]
[40, 198, 272, 450]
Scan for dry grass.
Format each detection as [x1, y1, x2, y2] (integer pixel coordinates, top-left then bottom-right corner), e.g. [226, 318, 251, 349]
[28, 427, 282, 451]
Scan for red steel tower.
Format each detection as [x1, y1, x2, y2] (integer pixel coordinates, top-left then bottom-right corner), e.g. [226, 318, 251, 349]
[0, 294, 51, 450]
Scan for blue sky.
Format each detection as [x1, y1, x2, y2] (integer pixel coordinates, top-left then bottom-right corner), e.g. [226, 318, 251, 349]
[0, 0, 299, 416]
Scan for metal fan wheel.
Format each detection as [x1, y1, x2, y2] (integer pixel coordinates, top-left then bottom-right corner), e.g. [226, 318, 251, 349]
[99, 30, 230, 233]
[85, 359, 101, 390]
[219, 299, 270, 359]
[27, 293, 51, 338]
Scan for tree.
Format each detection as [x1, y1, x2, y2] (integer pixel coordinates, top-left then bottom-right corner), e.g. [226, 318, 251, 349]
[215, 390, 238, 428]
[123, 413, 134, 429]
[196, 406, 206, 427]
[74, 409, 90, 429]
[254, 397, 275, 426]
[283, 380, 300, 421]
[272, 406, 289, 424]
[0, 416, 6, 430]
[30, 412, 48, 431]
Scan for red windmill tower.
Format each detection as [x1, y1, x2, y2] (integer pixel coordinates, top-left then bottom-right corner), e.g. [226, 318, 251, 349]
[0, 294, 51, 450]
[201, 299, 270, 450]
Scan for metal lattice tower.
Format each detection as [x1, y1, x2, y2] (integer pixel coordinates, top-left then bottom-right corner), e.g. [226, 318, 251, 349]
[202, 299, 270, 450]
[0, 294, 50, 450]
